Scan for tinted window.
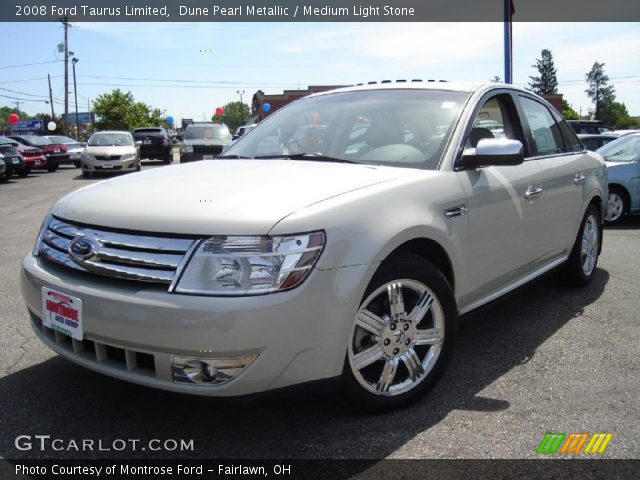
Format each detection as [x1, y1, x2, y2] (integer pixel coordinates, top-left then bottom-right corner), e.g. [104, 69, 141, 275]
[133, 128, 165, 139]
[519, 97, 564, 156]
[557, 120, 583, 152]
[185, 125, 230, 140]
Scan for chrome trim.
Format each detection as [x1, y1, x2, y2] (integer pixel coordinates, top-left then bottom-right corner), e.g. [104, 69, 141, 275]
[574, 173, 586, 185]
[41, 217, 198, 287]
[168, 239, 202, 293]
[459, 255, 568, 315]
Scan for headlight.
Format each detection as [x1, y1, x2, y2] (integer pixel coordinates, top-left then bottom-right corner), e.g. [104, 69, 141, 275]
[81, 152, 95, 161]
[176, 232, 325, 295]
[121, 153, 135, 161]
[33, 213, 52, 256]
[181, 144, 193, 153]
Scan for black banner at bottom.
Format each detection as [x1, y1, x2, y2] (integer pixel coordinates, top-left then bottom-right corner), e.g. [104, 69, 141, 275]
[1, 459, 638, 480]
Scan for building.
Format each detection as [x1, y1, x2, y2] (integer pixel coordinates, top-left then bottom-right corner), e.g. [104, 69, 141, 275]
[249, 85, 348, 123]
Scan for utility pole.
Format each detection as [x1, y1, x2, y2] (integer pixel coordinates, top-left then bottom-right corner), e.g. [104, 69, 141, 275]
[72, 57, 79, 139]
[60, 16, 70, 135]
[47, 74, 55, 118]
[14, 101, 22, 112]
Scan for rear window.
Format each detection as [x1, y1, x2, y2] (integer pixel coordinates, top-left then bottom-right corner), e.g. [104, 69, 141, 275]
[133, 129, 165, 139]
[185, 125, 231, 140]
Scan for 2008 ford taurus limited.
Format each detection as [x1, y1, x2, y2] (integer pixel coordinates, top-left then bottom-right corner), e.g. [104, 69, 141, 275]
[21, 82, 607, 411]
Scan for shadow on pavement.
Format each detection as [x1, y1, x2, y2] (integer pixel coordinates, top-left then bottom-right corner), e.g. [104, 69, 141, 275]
[0, 269, 608, 461]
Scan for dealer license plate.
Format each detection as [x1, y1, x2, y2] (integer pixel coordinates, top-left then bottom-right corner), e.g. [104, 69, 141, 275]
[203, 155, 214, 160]
[102, 163, 114, 169]
[35, 160, 41, 166]
[12, 158, 20, 164]
[42, 287, 83, 340]
[54, 148, 60, 153]
[143, 139, 152, 144]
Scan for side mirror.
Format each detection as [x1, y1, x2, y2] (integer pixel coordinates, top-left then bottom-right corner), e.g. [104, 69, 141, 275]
[460, 138, 524, 169]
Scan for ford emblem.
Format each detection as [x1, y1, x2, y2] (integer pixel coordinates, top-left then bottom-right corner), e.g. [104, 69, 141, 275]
[68, 237, 97, 261]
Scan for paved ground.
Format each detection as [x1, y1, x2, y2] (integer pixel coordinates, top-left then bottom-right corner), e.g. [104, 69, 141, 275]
[0, 161, 638, 461]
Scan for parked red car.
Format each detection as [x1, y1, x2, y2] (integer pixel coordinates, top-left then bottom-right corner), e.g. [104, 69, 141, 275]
[9, 135, 68, 172]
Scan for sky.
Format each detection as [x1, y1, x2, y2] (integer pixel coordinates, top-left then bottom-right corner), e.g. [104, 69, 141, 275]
[1, 22, 638, 124]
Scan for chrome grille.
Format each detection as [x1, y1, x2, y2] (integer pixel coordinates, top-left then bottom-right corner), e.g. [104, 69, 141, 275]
[95, 155, 121, 160]
[38, 217, 199, 287]
[193, 145, 223, 156]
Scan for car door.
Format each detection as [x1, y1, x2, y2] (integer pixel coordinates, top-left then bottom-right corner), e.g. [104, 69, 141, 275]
[516, 95, 586, 257]
[454, 92, 547, 304]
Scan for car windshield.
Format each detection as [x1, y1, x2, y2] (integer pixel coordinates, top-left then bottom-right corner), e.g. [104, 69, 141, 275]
[47, 135, 76, 143]
[88, 133, 133, 146]
[21, 136, 51, 146]
[224, 89, 469, 169]
[185, 125, 230, 140]
[133, 129, 164, 138]
[597, 134, 640, 162]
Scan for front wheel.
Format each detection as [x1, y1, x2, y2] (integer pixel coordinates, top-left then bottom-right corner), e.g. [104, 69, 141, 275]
[73, 161, 80, 168]
[19, 168, 30, 177]
[605, 187, 627, 225]
[343, 254, 456, 411]
[46, 163, 58, 173]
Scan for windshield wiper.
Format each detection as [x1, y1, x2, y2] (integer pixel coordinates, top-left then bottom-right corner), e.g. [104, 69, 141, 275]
[216, 154, 253, 159]
[253, 153, 358, 164]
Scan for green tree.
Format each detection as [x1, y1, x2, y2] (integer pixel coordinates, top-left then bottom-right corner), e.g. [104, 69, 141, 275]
[601, 102, 638, 129]
[93, 89, 169, 131]
[561, 100, 579, 120]
[211, 101, 251, 132]
[585, 62, 615, 120]
[528, 49, 558, 95]
[0, 106, 28, 134]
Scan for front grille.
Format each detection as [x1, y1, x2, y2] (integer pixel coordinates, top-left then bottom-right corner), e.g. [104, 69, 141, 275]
[193, 145, 223, 156]
[39, 216, 199, 287]
[95, 155, 121, 161]
[31, 313, 157, 378]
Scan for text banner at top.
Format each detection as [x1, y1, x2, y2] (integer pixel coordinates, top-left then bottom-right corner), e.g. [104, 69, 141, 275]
[4, 0, 640, 22]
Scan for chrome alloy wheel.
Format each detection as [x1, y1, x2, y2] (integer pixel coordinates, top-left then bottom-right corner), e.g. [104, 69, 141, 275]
[605, 192, 624, 223]
[581, 214, 599, 276]
[348, 279, 445, 397]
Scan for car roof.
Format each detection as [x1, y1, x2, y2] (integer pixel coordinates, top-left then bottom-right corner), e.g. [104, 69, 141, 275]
[304, 81, 531, 99]
[92, 131, 132, 134]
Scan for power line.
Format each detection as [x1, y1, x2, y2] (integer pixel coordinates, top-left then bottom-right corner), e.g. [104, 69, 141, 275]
[77, 74, 303, 87]
[0, 60, 63, 70]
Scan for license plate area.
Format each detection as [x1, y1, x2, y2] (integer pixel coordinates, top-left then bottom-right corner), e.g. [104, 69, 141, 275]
[203, 155, 214, 160]
[101, 162, 114, 169]
[42, 287, 83, 340]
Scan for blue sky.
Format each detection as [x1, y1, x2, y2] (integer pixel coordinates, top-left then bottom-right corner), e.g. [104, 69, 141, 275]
[1, 22, 638, 123]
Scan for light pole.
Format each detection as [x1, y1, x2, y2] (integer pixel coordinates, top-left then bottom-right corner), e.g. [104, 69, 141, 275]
[72, 57, 79, 139]
[237, 89, 245, 123]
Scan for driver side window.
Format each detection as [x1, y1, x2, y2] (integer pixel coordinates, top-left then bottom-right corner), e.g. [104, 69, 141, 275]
[467, 95, 523, 149]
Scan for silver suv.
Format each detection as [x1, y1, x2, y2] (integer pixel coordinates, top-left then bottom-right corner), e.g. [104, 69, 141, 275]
[21, 82, 606, 411]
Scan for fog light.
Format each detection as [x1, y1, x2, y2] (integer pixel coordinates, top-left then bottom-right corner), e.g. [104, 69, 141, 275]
[172, 355, 257, 386]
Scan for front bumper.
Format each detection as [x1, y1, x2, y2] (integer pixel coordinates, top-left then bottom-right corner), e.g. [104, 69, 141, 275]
[82, 157, 138, 172]
[21, 254, 369, 396]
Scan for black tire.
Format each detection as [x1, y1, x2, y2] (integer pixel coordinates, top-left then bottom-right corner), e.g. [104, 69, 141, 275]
[136, 162, 141, 172]
[19, 168, 30, 178]
[82, 170, 92, 179]
[604, 186, 628, 225]
[562, 204, 601, 286]
[342, 253, 457, 412]
[73, 161, 80, 168]
[46, 163, 58, 173]
[163, 151, 172, 164]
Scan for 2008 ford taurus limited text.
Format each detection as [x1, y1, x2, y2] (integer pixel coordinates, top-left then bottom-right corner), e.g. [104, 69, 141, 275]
[21, 82, 607, 411]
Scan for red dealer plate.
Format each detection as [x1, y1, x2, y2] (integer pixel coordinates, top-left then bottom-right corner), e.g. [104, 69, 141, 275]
[42, 287, 83, 340]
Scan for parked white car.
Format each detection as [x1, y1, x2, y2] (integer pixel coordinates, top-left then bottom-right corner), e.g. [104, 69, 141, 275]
[80, 131, 140, 178]
[22, 82, 607, 410]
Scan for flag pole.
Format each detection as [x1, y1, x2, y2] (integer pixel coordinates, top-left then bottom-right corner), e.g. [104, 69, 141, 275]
[504, 0, 513, 84]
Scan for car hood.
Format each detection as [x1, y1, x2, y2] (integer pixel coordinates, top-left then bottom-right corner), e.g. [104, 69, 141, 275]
[52, 160, 416, 235]
[86, 145, 136, 155]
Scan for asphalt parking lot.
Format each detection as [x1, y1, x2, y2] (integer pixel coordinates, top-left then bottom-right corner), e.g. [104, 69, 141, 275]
[0, 161, 638, 461]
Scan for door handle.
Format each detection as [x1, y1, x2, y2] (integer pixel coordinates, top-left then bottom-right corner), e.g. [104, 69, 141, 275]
[574, 173, 586, 185]
[524, 186, 544, 200]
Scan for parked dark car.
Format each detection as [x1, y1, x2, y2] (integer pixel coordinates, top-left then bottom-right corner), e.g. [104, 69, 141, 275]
[0, 136, 26, 179]
[132, 127, 173, 164]
[568, 120, 612, 135]
[8, 135, 68, 172]
[179, 123, 232, 162]
[577, 134, 619, 151]
[44, 135, 85, 168]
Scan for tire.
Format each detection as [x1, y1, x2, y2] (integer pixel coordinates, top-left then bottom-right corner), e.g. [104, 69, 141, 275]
[562, 204, 601, 286]
[19, 168, 30, 178]
[136, 162, 141, 172]
[163, 151, 172, 164]
[46, 162, 58, 173]
[604, 186, 627, 225]
[342, 253, 456, 412]
[73, 161, 80, 168]
[82, 170, 92, 179]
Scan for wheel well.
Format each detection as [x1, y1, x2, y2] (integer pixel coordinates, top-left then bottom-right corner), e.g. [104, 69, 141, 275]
[608, 183, 630, 212]
[588, 195, 604, 253]
[388, 239, 455, 292]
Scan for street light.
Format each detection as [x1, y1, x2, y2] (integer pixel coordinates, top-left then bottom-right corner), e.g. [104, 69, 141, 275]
[237, 90, 245, 123]
[72, 57, 79, 140]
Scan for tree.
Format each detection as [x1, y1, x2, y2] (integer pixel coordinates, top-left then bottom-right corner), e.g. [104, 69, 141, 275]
[92, 89, 169, 131]
[585, 62, 615, 120]
[561, 100, 579, 120]
[211, 101, 251, 132]
[601, 102, 638, 129]
[528, 49, 558, 95]
[0, 106, 28, 134]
